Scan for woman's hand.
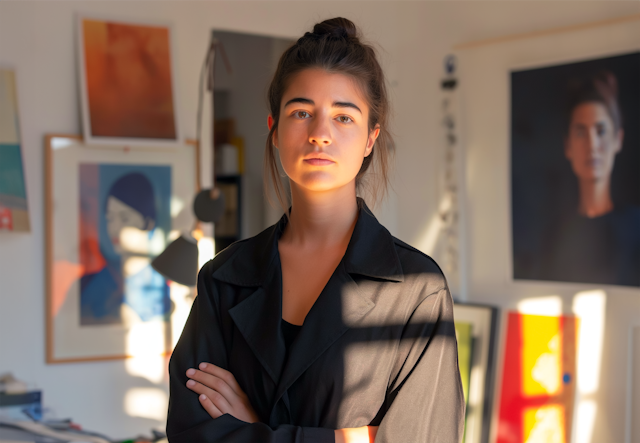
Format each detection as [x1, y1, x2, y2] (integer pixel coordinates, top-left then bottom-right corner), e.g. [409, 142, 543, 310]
[186, 362, 260, 424]
[335, 425, 378, 443]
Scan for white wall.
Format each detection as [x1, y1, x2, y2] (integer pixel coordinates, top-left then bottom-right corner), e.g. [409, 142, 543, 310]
[0, 1, 638, 440]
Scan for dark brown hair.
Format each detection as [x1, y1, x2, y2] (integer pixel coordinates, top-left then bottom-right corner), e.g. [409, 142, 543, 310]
[567, 71, 623, 133]
[264, 17, 394, 212]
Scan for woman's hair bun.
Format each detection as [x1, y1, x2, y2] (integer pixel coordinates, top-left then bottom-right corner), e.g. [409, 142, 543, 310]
[312, 17, 358, 40]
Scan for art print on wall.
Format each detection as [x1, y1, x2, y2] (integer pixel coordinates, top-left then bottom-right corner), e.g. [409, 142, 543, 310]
[78, 163, 171, 326]
[453, 302, 499, 443]
[496, 312, 578, 443]
[0, 68, 29, 232]
[77, 15, 181, 147]
[45, 135, 197, 363]
[511, 51, 640, 287]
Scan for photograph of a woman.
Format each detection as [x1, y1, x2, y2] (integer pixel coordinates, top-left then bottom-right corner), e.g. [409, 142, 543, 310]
[167, 17, 465, 443]
[511, 52, 639, 288]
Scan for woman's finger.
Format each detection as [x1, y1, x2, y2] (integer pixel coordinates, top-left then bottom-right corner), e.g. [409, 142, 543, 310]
[198, 362, 245, 397]
[198, 394, 223, 419]
[187, 368, 236, 402]
[186, 379, 233, 414]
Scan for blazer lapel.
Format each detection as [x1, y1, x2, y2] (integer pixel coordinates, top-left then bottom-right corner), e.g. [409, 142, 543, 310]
[272, 261, 375, 406]
[214, 220, 288, 386]
[228, 271, 286, 385]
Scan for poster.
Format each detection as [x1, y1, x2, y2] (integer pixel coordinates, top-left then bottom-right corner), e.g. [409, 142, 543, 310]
[511, 52, 640, 287]
[79, 163, 171, 326]
[78, 16, 181, 146]
[0, 68, 29, 232]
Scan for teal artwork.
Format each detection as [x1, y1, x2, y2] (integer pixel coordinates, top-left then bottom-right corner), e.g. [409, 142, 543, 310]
[0, 68, 29, 231]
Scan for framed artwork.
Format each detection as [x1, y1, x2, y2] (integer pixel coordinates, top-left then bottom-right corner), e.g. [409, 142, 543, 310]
[453, 302, 499, 443]
[0, 67, 30, 232]
[45, 135, 197, 363]
[496, 312, 578, 443]
[511, 52, 640, 288]
[77, 15, 182, 147]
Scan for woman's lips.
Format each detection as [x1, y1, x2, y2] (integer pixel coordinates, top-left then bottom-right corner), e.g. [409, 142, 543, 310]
[304, 158, 335, 166]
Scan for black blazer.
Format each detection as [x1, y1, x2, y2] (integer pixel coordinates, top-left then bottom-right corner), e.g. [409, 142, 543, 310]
[167, 202, 465, 442]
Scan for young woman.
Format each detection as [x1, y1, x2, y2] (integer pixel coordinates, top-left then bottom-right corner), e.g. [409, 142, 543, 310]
[167, 17, 464, 442]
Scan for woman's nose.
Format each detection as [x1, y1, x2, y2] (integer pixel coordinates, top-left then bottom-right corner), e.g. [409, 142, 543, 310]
[308, 118, 332, 147]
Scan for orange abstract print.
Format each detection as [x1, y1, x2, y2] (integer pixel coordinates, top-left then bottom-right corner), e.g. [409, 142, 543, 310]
[83, 19, 176, 139]
[497, 312, 578, 443]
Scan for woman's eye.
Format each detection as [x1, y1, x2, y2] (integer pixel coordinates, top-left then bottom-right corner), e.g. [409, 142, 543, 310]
[337, 116, 353, 124]
[295, 111, 310, 119]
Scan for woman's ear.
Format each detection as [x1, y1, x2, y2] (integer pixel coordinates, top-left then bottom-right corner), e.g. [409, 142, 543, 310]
[268, 114, 278, 149]
[365, 124, 380, 158]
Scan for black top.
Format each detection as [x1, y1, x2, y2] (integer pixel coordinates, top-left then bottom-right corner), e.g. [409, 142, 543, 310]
[540, 205, 640, 287]
[281, 319, 302, 351]
[167, 200, 465, 442]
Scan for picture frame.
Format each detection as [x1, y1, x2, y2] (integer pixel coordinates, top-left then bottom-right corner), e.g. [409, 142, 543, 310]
[510, 51, 639, 288]
[0, 65, 30, 232]
[453, 302, 499, 443]
[44, 135, 197, 363]
[455, 14, 640, 291]
[76, 14, 182, 148]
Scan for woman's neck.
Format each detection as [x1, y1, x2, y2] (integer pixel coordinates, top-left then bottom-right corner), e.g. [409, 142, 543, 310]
[577, 177, 614, 218]
[282, 181, 359, 249]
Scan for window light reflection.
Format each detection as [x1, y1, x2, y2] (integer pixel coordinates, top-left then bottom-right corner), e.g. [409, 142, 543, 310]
[170, 281, 194, 349]
[415, 194, 452, 255]
[124, 317, 166, 384]
[572, 290, 606, 394]
[574, 400, 597, 443]
[524, 405, 565, 443]
[124, 387, 168, 421]
[517, 296, 562, 317]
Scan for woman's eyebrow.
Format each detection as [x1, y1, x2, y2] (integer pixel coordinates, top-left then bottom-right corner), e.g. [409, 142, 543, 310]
[284, 97, 362, 114]
[284, 97, 314, 107]
[333, 101, 362, 114]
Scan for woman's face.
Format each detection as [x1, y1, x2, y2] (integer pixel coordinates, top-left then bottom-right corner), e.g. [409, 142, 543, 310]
[565, 101, 624, 182]
[106, 196, 147, 254]
[269, 69, 379, 193]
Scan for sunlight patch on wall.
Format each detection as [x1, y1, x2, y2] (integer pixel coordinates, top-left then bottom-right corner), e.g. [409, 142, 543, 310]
[198, 236, 215, 268]
[414, 194, 451, 255]
[124, 387, 168, 421]
[125, 320, 166, 384]
[170, 281, 194, 348]
[572, 290, 606, 395]
[517, 295, 562, 317]
[574, 400, 597, 443]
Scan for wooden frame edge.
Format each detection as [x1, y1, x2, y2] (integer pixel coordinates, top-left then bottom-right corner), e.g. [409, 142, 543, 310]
[44, 134, 194, 364]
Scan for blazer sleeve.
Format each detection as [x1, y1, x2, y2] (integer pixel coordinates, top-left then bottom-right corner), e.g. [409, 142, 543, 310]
[374, 284, 465, 443]
[166, 261, 335, 443]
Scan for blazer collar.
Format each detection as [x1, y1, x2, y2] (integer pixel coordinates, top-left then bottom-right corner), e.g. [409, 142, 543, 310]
[212, 198, 404, 287]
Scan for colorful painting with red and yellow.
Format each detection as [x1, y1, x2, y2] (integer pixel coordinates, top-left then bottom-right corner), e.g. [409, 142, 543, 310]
[497, 312, 578, 443]
[81, 18, 177, 140]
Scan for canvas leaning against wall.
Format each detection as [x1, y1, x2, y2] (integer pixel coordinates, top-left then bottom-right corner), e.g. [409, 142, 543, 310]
[77, 15, 181, 147]
[511, 51, 640, 288]
[496, 312, 578, 443]
[45, 135, 197, 363]
[0, 68, 29, 232]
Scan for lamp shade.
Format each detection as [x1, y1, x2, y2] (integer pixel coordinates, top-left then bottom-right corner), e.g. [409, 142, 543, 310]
[151, 235, 199, 287]
[193, 188, 225, 223]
